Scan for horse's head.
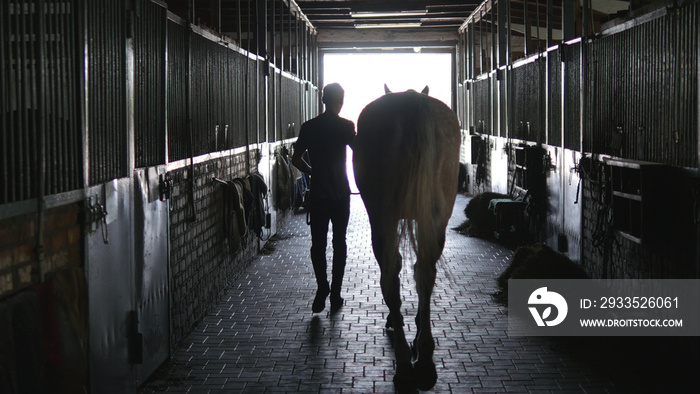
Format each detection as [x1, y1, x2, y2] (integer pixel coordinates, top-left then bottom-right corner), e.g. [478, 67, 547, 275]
[384, 84, 429, 95]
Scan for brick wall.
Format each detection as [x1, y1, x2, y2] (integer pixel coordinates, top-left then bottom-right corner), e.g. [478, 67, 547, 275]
[0, 203, 83, 298]
[168, 150, 264, 347]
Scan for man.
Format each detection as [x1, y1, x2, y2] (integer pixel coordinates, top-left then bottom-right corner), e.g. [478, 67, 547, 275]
[292, 83, 355, 313]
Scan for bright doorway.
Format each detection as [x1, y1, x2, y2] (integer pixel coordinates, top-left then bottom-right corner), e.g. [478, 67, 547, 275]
[322, 52, 453, 192]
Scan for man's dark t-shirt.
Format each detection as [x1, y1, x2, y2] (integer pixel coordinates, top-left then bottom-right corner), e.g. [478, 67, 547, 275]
[295, 112, 355, 200]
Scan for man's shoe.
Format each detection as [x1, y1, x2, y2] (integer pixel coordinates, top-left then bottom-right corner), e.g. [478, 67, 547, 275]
[312, 287, 330, 313]
[330, 296, 344, 313]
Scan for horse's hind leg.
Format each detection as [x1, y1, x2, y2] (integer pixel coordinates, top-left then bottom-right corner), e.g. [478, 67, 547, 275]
[412, 223, 446, 391]
[370, 218, 414, 391]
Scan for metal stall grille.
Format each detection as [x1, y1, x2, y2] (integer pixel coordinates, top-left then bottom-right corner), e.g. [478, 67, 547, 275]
[510, 58, 545, 143]
[586, 5, 698, 167]
[564, 41, 581, 151]
[190, 34, 217, 157]
[548, 48, 562, 147]
[457, 83, 465, 129]
[228, 49, 249, 149]
[498, 73, 506, 137]
[87, 0, 126, 185]
[268, 70, 275, 142]
[281, 74, 301, 140]
[135, 0, 167, 168]
[166, 17, 188, 162]
[258, 59, 267, 143]
[246, 55, 258, 146]
[472, 77, 491, 135]
[221, 49, 236, 151]
[1, 0, 82, 204]
[183, 32, 256, 156]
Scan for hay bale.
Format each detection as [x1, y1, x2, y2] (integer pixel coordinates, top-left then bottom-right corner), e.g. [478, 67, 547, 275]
[497, 243, 588, 295]
[453, 192, 509, 237]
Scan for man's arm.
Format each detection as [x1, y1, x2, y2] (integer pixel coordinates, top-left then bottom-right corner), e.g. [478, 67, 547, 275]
[346, 121, 356, 149]
[291, 144, 312, 175]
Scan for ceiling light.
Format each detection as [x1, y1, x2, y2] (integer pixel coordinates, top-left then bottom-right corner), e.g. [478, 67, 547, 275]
[354, 23, 422, 29]
[350, 10, 428, 18]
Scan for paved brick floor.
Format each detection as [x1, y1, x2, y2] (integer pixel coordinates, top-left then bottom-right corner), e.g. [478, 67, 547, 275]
[141, 194, 699, 393]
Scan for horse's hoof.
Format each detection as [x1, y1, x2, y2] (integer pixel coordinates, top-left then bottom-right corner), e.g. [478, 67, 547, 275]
[393, 368, 417, 394]
[413, 358, 438, 391]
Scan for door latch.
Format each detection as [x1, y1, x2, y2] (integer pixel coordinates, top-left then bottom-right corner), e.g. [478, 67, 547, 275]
[159, 174, 173, 201]
[87, 195, 108, 244]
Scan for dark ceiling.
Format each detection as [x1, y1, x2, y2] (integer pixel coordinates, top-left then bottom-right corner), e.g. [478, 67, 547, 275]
[295, 0, 482, 48]
[167, 1, 634, 52]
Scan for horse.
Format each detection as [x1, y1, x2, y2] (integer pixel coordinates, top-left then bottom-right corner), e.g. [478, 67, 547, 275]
[353, 85, 461, 392]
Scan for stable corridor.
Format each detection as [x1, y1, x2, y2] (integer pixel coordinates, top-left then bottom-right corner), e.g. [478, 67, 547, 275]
[140, 194, 698, 393]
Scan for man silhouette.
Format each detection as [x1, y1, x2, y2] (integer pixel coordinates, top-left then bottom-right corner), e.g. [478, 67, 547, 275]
[292, 83, 355, 313]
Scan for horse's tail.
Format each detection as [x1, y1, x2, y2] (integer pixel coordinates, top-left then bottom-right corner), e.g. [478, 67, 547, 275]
[397, 96, 455, 264]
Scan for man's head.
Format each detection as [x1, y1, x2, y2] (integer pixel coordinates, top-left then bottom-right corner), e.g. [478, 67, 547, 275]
[322, 83, 344, 113]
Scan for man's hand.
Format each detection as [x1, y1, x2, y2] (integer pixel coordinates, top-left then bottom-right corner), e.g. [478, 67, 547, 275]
[291, 147, 312, 175]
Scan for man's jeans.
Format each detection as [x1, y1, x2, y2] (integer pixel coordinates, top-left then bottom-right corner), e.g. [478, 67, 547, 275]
[309, 196, 350, 300]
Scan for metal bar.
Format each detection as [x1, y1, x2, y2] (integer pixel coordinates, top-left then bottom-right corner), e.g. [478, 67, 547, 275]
[10, 0, 20, 201]
[126, 0, 135, 176]
[28, 0, 37, 199]
[87, 0, 95, 183]
[562, 0, 575, 42]
[237, 0, 241, 47]
[50, 0, 60, 193]
[478, 8, 484, 74]
[288, 3, 292, 73]
[1, 1, 8, 202]
[287, 1, 291, 73]
[497, 0, 507, 67]
[295, 10, 300, 75]
[694, 2, 700, 279]
[160, 4, 167, 164]
[271, 0, 276, 68]
[535, 0, 541, 52]
[164, 6, 170, 164]
[59, 0, 72, 192]
[457, 31, 463, 82]
[490, 2, 496, 72]
[17, 0, 28, 200]
[247, 0, 252, 52]
[524, 0, 530, 56]
[81, 0, 89, 193]
[691, 4, 698, 169]
[99, 2, 109, 182]
[466, 23, 472, 80]
[186, 25, 196, 221]
[305, 24, 309, 81]
[582, 0, 590, 38]
[507, 0, 511, 67]
[547, 0, 552, 47]
[579, 38, 585, 153]
[36, 0, 47, 270]
[215, 0, 221, 33]
[42, 0, 53, 194]
[256, 0, 266, 59]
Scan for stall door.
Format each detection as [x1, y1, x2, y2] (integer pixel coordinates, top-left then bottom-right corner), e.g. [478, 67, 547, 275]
[134, 167, 170, 384]
[86, 179, 136, 393]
